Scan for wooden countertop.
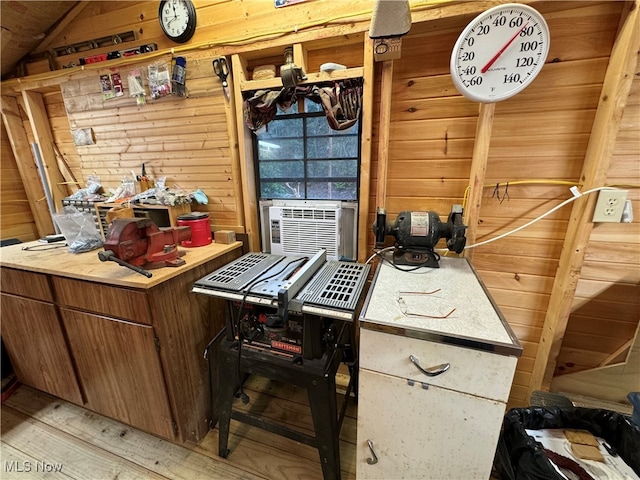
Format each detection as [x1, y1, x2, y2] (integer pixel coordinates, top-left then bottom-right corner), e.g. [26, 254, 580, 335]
[0, 241, 242, 289]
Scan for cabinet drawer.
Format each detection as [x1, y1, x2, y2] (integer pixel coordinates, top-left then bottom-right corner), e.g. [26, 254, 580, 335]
[360, 328, 517, 402]
[0, 268, 53, 302]
[52, 276, 152, 325]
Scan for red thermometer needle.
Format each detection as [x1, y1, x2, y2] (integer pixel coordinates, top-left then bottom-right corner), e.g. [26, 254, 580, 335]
[481, 22, 529, 74]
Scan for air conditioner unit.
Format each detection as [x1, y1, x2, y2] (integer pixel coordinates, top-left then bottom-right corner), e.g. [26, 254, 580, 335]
[259, 200, 358, 261]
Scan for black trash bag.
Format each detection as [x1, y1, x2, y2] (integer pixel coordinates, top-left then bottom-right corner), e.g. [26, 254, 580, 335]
[494, 406, 640, 480]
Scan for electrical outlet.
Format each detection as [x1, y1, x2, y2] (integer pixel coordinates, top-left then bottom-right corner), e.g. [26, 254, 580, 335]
[592, 189, 628, 222]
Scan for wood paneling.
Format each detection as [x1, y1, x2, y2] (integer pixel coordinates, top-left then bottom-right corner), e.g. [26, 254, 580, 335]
[0, 123, 38, 241]
[1, 97, 52, 238]
[58, 54, 241, 231]
[556, 59, 640, 377]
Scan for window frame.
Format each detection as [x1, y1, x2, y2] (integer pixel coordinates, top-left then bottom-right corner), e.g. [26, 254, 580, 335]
[252, 100, 362, 201]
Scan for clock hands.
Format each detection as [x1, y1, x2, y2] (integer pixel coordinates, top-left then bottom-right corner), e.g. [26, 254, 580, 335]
[480, 22, 529, 74]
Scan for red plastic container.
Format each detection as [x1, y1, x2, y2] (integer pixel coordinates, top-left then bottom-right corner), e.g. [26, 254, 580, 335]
[177, 212, 211, 247]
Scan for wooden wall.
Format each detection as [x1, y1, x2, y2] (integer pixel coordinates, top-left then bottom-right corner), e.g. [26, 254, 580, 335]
[557, 61, 640, 376]
[372, 1, 639, 406]
[1, 1, 638, 409]
[1, 122, 38, 242]
[58, 56, 242, 232]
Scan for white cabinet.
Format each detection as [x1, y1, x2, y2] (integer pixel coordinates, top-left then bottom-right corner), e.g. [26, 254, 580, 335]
[356, 258, 522, 480]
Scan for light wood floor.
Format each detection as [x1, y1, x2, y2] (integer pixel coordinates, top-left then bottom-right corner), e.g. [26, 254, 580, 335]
[1, 376, 357, 480]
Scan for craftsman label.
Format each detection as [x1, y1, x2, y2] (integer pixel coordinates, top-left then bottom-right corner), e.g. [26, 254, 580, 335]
[271, 340, 302, 354]
[410, 211, 430, 236]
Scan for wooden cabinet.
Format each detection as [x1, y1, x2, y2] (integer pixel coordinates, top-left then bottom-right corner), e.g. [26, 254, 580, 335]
[0, 293, 83, 405]
[356, 258, 522, 479]
[61, 308, 175, 439]
[357, 330, 515, 479]
[0, 242, 242, 444]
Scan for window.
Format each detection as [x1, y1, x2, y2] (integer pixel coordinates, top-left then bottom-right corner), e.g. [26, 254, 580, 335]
[254, 99, 361, 201]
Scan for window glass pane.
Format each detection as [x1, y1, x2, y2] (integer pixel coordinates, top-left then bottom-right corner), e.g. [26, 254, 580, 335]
[278, 101, 299, 114]
[307, 117, 359, 136]
[259, 160, 304, 179]
[307, 181, 357, 200]
[257, 118, 302, 139]
[307, 136, 359, 159]
[261, 181, 304, 199]
[305, 100, 323, 113]
[255, 94, 361, 201]
[307, 160, 357, 178]
[257, 138, 304, 160]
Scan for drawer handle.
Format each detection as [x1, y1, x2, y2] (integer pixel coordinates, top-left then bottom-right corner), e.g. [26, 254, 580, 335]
[409, 355, 450, 377]
[366, 439, 379, 465]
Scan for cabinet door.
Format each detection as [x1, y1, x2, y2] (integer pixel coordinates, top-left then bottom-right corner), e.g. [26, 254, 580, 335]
[61, 308, 175, 440]
[0, 293, 83, 404]
[356, 369, 505, 480]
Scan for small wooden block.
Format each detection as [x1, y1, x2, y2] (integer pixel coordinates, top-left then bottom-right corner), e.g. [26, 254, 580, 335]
[214, 230, 236, 244]
[564, 429, 599, 447]
[570, 443, 604, 462]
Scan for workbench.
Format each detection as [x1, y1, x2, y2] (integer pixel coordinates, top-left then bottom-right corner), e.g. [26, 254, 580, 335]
[356, 257, 522, 479]
[0, 240, 242, 444]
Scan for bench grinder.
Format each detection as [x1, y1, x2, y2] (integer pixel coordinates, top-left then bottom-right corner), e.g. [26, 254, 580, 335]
[373, 205, 467, 267]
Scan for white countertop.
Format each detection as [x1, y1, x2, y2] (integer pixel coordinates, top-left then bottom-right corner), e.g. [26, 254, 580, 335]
[361, 257, 521, 352]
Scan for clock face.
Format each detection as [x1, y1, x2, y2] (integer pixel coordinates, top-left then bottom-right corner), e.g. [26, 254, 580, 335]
[159, 0, 197, 43]
[450, 3, 550, 103]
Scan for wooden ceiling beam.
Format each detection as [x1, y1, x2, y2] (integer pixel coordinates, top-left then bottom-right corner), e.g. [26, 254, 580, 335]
[32, 2, 89, 55]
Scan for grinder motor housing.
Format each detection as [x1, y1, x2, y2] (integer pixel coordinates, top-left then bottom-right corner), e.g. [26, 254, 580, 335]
[373, 205, 467, 267]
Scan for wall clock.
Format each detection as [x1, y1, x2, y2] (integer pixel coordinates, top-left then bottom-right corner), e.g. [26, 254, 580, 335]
[450, 3, 550, 103]
[158, 0, 197, 44]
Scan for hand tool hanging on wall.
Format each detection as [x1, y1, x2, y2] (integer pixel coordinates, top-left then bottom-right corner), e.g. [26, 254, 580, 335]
[280, 46, 306, 88]
[212, 57, 230, 100]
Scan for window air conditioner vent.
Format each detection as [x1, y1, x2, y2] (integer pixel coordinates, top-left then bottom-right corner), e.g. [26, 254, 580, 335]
[259, 200, 357, 261]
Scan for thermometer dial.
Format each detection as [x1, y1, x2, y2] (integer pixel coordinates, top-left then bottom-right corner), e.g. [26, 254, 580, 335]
[450, 3, 550, 103]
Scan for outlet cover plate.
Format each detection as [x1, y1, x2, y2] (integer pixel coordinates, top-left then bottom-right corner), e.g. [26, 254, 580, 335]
[592, 189, 628, 222]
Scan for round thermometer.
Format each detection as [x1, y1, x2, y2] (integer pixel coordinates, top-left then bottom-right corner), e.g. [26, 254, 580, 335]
[450, 3, 550, 103]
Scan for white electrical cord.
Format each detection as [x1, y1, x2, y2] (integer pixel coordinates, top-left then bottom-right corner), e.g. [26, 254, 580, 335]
[365, 246, 395, 264]
[463, 186, 620, 250]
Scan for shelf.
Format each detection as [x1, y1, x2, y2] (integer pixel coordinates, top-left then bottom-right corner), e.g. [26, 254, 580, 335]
[239, 66, 365, 92]
[95, 202, 192, 237]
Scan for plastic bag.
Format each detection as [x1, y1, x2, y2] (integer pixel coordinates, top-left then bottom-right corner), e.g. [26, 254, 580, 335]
[148, 62, 172, 99]
[53, 207, 103, 253]
[494, 406, 640, 480]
